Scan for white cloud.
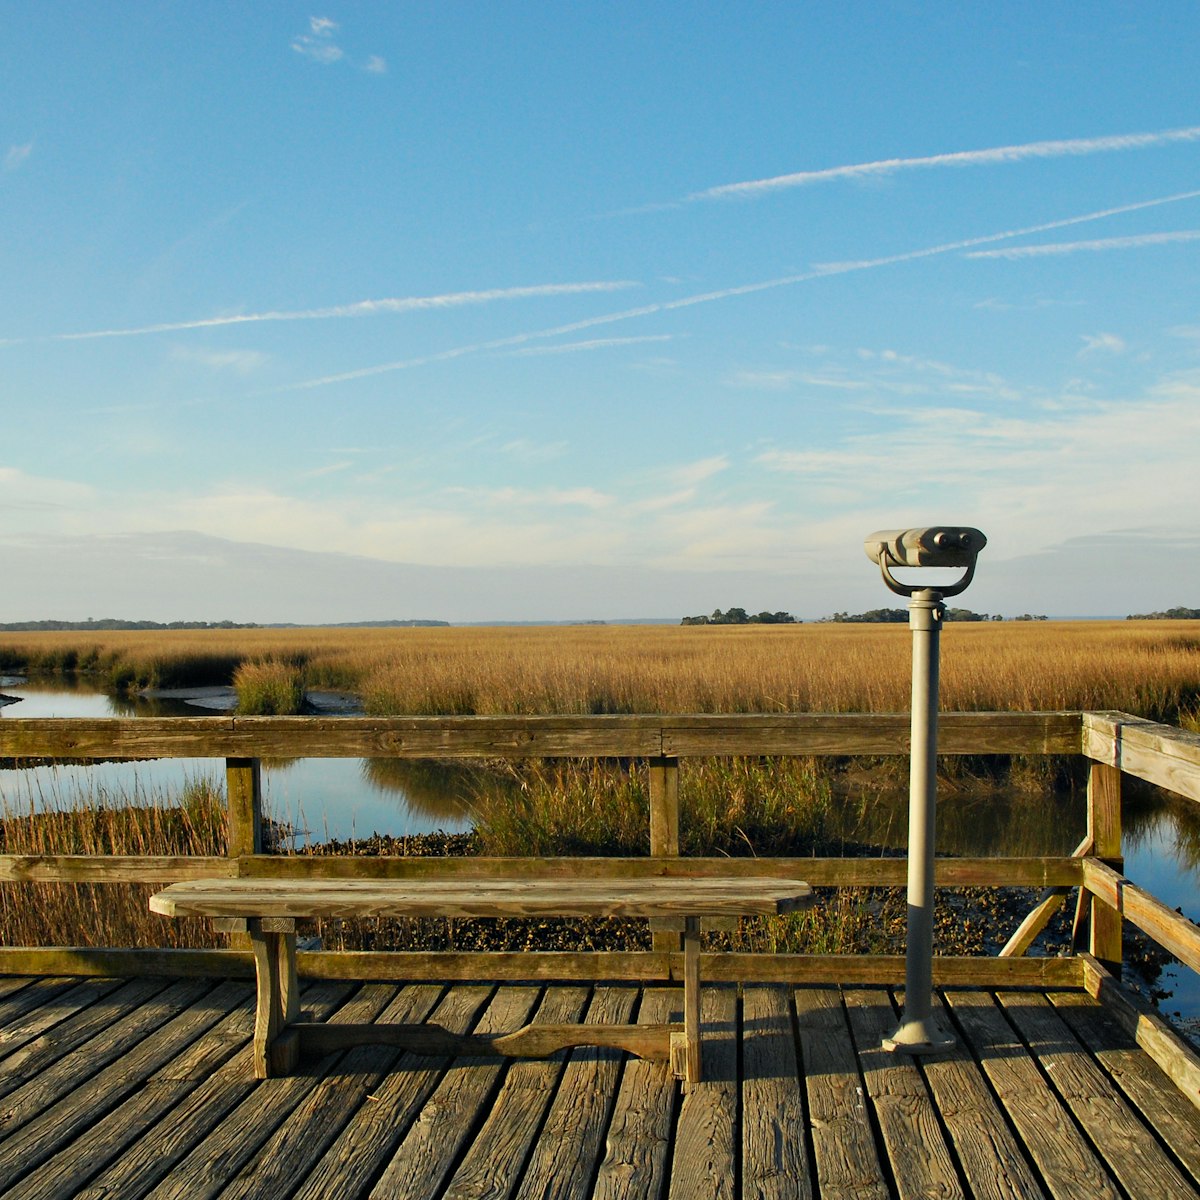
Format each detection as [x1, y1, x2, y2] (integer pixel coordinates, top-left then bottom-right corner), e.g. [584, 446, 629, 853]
[291, 17, 387, 74]
[292, 39, 343, 64]
[292, 16, 343, 63]
[754, 382, 1200, 562]
[4, 143, 33, 171]
[965, 230, 1200, 260]
[1079, 333, 1126, 355]
[690, 124, 1200, 201]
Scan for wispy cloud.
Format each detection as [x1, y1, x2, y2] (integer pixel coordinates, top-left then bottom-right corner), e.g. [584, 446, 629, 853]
[4, 143, 33, 172]
[811, 190, 1200, 274]
[504, 334, 673, 357]
[303, 460, 355, 479]
[1079, 333, 1126, 355]
[291, 16, 386, 73]
[289, 189, 1200, 392]
[447, 485, 615, 511]
[292, 16, 343, 63]
[965, 230, 1200, 260]
[14, 282, 637, 344]
[690, 124, 1200, 201]
[727, 369, 869, 391]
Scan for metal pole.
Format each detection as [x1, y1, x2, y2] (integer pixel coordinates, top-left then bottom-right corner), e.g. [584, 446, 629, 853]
[884, 587, 954, 1054]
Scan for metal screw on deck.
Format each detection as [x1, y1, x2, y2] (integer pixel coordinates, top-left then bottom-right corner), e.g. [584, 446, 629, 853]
[863, 526, 987, 1054]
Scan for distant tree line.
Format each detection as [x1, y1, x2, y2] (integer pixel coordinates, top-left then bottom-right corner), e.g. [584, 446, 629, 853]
[0, 618, 260, 632]
[1126, 607, 1200, 620]
[0, 618, 452, 631]
[681, 607, 798, 626]
[822, 608, 1006, 623]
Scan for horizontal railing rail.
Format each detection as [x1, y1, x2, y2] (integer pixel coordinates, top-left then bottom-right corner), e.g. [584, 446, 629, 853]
[0, 710, 1083, 759]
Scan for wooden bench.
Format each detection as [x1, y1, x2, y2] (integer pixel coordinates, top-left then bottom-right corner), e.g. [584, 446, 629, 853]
[150, 876, 813, 1084]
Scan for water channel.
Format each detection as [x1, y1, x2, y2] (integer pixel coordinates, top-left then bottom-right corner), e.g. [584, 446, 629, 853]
[2, 677, 1198, 1028]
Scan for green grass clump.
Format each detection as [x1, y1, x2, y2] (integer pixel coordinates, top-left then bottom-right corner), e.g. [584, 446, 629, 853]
[234, 660, 306, 715]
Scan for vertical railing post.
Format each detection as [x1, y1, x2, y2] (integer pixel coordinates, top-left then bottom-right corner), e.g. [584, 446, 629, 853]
[226, 758, 263, 859]
[1088, 761, 1123, 973]
[648, 756, 681, 954]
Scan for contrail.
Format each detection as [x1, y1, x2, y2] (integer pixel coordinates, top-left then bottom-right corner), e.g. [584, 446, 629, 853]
[288, 189, 1200, 392]
[690, 124, 1200, 202]
[14, 282, 639, 344]
[966, 230, 1200, 259]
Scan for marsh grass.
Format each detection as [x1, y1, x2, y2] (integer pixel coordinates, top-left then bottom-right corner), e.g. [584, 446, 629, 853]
[0, 778, 226, 948]
[233, 659, 306, 715]
[2, 620, 1198, 721]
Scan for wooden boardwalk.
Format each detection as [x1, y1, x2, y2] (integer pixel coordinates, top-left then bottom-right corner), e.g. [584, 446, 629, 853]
[0, 974, 1198, 1199]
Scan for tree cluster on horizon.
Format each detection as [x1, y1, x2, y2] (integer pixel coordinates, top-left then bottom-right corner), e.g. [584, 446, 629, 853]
[681, 607, 798, 626]
[1126, 607, 1200, 620]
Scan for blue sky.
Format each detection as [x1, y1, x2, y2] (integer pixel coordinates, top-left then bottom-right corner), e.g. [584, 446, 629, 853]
[3, 3, 1200, 621]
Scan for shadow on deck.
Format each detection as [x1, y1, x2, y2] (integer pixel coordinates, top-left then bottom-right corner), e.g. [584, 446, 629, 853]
[0, 973, 1198, 1199]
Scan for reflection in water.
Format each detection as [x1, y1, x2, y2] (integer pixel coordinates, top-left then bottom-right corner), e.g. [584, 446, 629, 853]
[361, 758, 517, 824]
[1125, 782, 1200, 874]
[825, 782, 1086, 859]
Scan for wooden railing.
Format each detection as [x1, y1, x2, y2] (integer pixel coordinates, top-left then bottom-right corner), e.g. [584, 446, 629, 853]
[2, 708, 1200, 1093]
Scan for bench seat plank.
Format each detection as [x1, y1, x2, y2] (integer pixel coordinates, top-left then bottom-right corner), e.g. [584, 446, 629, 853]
[149, 877, 813, 920]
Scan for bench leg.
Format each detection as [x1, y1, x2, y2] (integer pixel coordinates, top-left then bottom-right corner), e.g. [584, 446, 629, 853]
[249, 923, 300, 1078]
[670, 916, 703, 1086]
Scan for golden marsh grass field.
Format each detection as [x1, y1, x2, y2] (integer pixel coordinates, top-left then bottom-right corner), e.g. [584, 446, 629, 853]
[1, 619, 1199, 722]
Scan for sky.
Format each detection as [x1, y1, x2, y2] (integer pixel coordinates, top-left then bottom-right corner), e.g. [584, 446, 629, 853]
[3, 3, 1200, 623]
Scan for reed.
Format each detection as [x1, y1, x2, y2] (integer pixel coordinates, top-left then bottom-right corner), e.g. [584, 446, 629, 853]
[0, 778, 226, 948]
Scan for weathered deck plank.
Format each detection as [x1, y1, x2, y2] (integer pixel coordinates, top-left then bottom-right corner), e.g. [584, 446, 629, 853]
[2, 976, 1198, 1199]
[369, 987, 543, 1199]
[920, 993, 1050, 1200]
[215, 984, 444, 1200]
[5, 984, 256, 1200]
[669, 986, 738, 1200]
[446, 986, 591, 1200]
[290, 984, 493, 1200]
[0, 977, 230, 1194]
[741, 985, 811, 1200]
[944, 989, 1124, 1200]
[1048, 988, 1200, 1186]
[0, 975, 130, 1072]
[516, 987, 640, 1200]
[844, 987, 964, 1199]
[72, 980, 355, 1200]
[997, 989, 1200, 1199]
[142, 982, 413, 1200]
[593, 988, 676, 1200]
[796, 985, 890, 1200]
